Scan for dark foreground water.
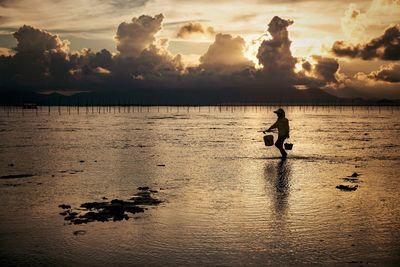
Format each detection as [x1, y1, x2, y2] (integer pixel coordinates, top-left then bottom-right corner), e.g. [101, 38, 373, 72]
[0, 106, 399, 266]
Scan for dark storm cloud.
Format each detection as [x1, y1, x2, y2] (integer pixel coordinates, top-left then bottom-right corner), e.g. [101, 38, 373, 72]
[112, 14, 184, 88]
[312, 56, 339, 83]
[2, 26, 73, 88]
[368, 63, 400, 83]
[332, 24, 400, 60]
[111, 44, 184, 87]
[257, 16, 296, 77]
[70, 49, 113, 70]
[296, 56, 340, 89]
[13, 25, 70, 54]
[176, 22, 215, 38]
[0, 14, 341, 95]
[331, 41, 360, 58]
[301, 60, 312, 72]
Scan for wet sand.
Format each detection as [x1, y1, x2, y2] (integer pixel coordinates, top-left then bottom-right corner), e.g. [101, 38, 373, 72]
[0, 106, 399, 266]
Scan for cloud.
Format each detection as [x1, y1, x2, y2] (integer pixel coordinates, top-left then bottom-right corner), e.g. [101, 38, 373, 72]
[13, 25, 70, 54]
[368, 63, 400, 83]
[301, 60, 312, 72]
[112, 44, 184, 85]
[69, 48, 114, 72]
[107, 0, 150, 9]
[323, 61, 400, 99]
[231, 13, 258, 22]
[296, 56, 341, 89]
[337, 70, 400, 99]
[332, 24, 400, 60]
[312, 56, 340, 83]
[176, 22, 215, 39]
[0, 16, 10, 24]
[0, 13, 397, 99]
[339, 0, 400, 42]
[115, 14, 164, 58]
[0, 0, 14, 7]
[1, 25, 73, 88]
[257, 16, 296, 76]
[341, 4, 367, 42]
[199, 33, 254, 73]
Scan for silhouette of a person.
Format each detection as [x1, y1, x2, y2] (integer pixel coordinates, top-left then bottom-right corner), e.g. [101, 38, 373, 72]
[264, 108, 290, 159]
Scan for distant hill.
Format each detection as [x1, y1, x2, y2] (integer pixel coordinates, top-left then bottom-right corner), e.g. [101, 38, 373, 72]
[0, 87, 398, 106]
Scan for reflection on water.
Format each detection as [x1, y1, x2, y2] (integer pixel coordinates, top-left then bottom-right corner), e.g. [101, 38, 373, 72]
[265, 160, 291, 216]
[0, 106, 399, 266]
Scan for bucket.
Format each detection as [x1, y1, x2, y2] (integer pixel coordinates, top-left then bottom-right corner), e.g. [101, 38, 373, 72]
[284, 143, 293, 150]
[263, 135, 274, 146]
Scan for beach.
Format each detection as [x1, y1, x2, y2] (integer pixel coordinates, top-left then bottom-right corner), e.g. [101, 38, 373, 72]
[0, 106, 399, 266]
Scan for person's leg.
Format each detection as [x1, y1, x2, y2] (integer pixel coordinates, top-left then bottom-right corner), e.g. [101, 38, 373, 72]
[275, 136, 287, 158]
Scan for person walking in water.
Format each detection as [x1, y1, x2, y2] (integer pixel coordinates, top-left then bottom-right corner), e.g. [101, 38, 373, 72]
[264, 108, 290, 159]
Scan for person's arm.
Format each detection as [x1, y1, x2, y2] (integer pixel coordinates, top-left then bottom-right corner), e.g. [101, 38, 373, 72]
[263, 121, 278, 133]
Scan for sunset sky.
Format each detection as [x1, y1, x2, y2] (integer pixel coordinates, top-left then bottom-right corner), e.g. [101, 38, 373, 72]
[0, 0, 399, 99]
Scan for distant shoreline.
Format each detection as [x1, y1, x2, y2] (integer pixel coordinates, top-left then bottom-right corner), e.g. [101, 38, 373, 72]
[1, 89, 399, 107]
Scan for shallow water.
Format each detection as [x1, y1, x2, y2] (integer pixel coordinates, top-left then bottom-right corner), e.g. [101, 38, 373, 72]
[0, 106, 399, 266]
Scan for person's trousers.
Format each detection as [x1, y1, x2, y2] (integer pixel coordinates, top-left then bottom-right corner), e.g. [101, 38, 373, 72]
[275, 136, 287, 156]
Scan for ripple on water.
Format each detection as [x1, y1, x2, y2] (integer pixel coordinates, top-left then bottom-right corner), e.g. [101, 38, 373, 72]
[0, 107, 398, 266]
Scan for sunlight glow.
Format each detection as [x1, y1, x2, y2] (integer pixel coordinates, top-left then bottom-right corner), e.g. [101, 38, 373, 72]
[244, 35, 267, 69]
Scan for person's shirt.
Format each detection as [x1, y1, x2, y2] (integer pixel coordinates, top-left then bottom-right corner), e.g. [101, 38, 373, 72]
[271, 117, 290, 138]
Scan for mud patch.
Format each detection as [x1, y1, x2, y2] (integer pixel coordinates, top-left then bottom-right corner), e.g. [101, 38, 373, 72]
[0, 174, 35, 179]
[59, 187, 162, 225]
[336, 184, 358, 191]
[337, 172, 363, 190]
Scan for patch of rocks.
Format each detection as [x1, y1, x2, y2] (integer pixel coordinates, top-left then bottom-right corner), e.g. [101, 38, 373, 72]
[336, 184, 358, 191]
[58, 187, 162, 225]
[336, 172, 361, 192]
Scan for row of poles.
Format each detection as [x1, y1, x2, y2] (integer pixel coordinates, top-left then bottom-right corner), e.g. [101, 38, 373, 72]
[1, 104, 399, 116]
